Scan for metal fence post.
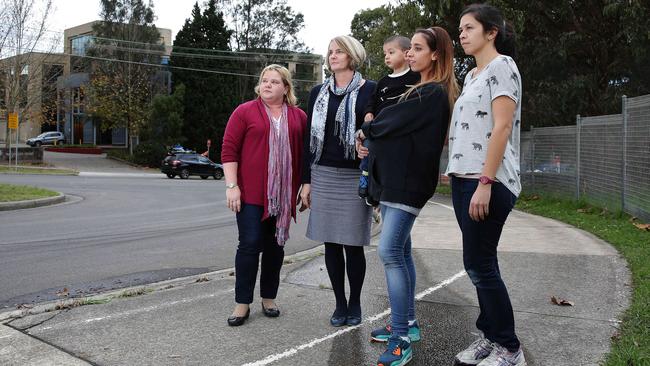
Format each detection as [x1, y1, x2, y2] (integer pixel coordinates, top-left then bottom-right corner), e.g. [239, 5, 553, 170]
[576, 115, 581, 200]
[530, 125, 535, 191]
[621, 95, 628, 213]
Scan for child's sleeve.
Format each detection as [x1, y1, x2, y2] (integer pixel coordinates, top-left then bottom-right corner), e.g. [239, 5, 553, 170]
[363, 81, 379, 117]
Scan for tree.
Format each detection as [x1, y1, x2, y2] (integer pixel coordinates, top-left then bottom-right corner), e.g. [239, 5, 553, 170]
[132, 83, 185, 167]
[170, 0, 237, 159]
[85, 0, 165, 152]
[225, 0, 313, 105]
[351, 0, 650, 128]
[227, 0, 307, 52]
[0, 0, 60, 149]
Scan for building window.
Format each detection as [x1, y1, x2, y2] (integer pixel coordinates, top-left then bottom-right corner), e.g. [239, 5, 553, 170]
[71, 35, 93, 56]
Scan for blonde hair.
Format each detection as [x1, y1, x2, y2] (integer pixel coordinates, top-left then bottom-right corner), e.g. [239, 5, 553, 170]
[254, 64, 298, 106]
[326, 35, 367, 71]
[402, 27, 459, 112]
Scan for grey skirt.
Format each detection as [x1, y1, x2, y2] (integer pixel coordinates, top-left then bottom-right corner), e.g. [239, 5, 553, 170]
[306, 165, 372, 246]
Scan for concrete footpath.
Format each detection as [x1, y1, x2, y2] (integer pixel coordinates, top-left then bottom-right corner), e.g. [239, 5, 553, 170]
[0, 196, 631, 366]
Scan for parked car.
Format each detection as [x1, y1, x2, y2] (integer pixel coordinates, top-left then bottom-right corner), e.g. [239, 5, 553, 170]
[161, 152, 224, 180]
[26, 131, 65, 147]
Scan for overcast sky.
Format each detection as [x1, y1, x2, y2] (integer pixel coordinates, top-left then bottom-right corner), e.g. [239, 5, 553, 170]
[46, 0, 391, 55]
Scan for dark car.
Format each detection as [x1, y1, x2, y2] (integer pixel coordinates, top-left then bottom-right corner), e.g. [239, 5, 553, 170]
[26, 131, 65, 147]
[161, 152, 224, 180]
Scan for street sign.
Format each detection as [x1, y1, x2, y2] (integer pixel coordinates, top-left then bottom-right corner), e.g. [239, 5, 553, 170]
[8, 113, 18, 129]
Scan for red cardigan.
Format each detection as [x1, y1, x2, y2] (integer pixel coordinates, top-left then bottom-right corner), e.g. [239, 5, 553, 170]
[221, 98, 307, 220]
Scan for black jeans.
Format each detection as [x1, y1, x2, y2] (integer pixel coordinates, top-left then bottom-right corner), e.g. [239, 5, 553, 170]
[234, 203, 284, 304]
[451, 176, 520, 351]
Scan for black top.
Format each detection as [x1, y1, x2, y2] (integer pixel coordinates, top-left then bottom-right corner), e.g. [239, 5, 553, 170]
[361, 83, 450, 208]
[302, 80, 376, 183]
[364, 70, 420, 117]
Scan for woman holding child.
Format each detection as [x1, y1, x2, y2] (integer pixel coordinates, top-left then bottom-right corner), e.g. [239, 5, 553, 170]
[357, 27, 459, 366]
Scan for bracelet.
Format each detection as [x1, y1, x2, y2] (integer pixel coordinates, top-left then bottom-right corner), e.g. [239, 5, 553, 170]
[226, 183, 238, 189]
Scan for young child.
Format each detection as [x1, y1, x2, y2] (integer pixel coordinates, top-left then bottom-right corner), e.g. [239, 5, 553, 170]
[359, 35, 420, 205]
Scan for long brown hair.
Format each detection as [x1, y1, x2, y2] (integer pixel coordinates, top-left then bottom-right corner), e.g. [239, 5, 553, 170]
[403, 27, 459, 112]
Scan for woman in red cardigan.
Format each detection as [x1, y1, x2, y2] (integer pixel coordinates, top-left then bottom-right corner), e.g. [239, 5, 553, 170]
[221, 64, 307, 326]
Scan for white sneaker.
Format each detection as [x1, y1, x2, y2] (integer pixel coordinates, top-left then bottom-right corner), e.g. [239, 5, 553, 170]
[477, 344, 526, 366]
[454, 334, 495, 365]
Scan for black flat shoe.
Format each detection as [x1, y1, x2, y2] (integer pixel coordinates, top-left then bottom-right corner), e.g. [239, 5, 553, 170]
[346, 315, 362, 326]
[262, 302, 280, 318]
[330, 309, 347, 327]
[227, 308, 250, 326]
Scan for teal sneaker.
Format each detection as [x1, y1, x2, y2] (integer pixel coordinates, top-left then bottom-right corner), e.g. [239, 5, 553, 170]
[377, 335, 412, 366]
[371, 321, 421, 343]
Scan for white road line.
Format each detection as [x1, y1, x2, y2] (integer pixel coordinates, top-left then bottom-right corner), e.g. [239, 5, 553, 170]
[242, 270, 467, 366]
[36, 289, 234, 333]
[428, 199, 454, 211]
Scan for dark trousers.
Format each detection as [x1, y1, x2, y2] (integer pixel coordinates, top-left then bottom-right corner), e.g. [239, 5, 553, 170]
[451, 176, 520, 351]
[234, 203, 284, 304]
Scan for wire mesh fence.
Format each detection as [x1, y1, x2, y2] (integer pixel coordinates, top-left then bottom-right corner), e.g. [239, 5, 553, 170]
[520, 94, 650, 221]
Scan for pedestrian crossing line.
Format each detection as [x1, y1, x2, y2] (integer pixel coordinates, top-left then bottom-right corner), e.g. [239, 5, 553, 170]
[242, 270, 467, 366]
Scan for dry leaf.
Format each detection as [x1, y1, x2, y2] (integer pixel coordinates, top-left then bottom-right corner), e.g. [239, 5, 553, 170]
[551, 295, 574, 306]
[16, 304, 33, 310]
[577, 209, 588, 213]
[632, 223, 650, 231]
[56, 287, 69, 297]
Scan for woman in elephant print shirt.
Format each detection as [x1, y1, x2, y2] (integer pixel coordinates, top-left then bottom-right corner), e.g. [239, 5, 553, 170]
[445, 53, 522, 196]
[445, 3, 527, 366]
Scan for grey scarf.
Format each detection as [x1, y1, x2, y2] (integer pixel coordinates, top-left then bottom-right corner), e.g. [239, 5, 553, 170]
[309, 71, 362, 164]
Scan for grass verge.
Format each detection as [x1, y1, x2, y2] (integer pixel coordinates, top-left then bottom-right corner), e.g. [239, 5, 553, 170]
[516, 194, 649, 365]
[0, 183, 58, 202]
[0, 166, 77, 175]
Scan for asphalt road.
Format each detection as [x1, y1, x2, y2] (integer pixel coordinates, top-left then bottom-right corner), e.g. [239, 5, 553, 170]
[0, 174, 317, 310]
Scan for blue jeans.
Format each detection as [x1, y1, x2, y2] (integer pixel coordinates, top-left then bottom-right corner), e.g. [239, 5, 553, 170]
[451, 176, 520, 351]
[378, 204, 417, 337]
[234, 203, 284, 304]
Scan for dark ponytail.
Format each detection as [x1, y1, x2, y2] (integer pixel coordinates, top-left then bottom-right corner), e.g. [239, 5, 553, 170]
[460, 3, 516, 59]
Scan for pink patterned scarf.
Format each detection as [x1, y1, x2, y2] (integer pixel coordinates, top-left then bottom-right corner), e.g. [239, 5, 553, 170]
[264, 103, 292, 246]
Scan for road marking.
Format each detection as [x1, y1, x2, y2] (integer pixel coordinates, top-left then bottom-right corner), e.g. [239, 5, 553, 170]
[36, 289, 234, 332]
[242, 270, 467, 366]
[428, 200, 454, 211]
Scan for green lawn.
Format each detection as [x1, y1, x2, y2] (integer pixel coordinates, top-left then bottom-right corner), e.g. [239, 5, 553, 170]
[0, 183, 59, 202]
[516, 194, 649, 365]
[0, 166, 77, 175]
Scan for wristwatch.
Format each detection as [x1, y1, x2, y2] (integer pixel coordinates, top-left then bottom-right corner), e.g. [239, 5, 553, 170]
[226, 182, 238, 189]
[479, 176, 496, 185]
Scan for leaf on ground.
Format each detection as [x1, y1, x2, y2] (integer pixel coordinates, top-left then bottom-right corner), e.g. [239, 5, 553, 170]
[195, 277, 210, 283]
[632, 222, 650, 231]
[551, 295, 574, 306]
[16, 303, 33, 310]
[577, 208, 588, 213]
[56, 287, 69, 297]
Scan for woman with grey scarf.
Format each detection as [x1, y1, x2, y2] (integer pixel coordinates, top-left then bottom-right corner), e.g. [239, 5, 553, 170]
[300, 35, 376, 327]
